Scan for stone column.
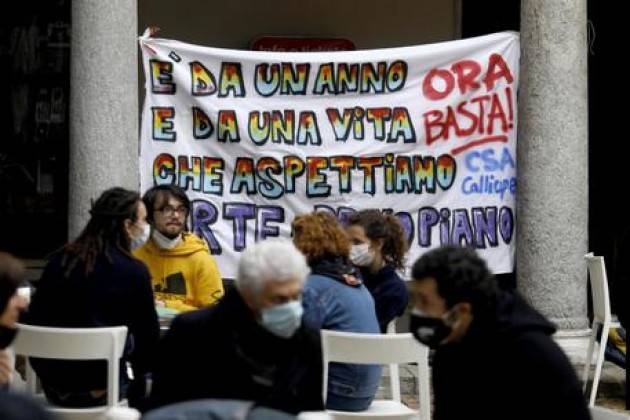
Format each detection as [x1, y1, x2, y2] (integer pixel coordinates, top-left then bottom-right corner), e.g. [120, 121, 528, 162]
[518, 0, 589, 356]
[68, 0, 139, 239]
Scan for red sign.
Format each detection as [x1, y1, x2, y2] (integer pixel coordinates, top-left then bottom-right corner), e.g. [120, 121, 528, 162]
[250, 36, 355, 52]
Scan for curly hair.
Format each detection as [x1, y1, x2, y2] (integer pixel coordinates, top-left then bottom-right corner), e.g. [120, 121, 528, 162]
[347, 209, 408, 269]
[292, 212, 350, 264]
[411, 246, 498, 318]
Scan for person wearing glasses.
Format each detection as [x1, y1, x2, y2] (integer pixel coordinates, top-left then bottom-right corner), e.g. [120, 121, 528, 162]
[134, 185, 223, 312]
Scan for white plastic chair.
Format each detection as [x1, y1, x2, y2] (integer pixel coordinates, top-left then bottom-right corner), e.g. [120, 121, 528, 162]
[590, 405, 630, 420]
[297, 412, 335, 419]
[12, 323, 128, 420]
[583, 253, 622, 406]
[103, 406, 141, 420]
[321, 329, 431, 420]
[385, 320, 402, 403]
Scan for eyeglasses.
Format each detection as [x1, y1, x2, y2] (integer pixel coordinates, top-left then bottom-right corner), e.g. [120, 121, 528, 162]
[158, 205, 188, 217]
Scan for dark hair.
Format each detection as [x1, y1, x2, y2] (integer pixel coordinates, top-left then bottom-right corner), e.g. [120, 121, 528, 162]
[0, 253, 24, 315]
[347, 209, 408, 269]
[142, 185, 190, 224]
[62, 187, 141, 276]
[411, 246, 499, 318]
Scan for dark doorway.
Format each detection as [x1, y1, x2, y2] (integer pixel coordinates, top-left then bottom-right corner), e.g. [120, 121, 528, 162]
[587, 3, 626, 324]
[0, 1, 70, 258]
[462, 0, 520, 38]
[462, 1, 625, 321]
[461, 0, 520, 291]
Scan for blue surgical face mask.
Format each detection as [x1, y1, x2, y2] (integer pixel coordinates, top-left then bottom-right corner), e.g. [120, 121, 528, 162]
[130, 223, 151, 250]
[260, 300, 303, 339]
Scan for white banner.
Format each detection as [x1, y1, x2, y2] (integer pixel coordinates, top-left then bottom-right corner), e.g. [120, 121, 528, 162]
[139, 32, 519, 278]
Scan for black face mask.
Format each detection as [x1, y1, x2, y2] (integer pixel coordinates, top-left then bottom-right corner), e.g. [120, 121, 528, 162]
[409, 311, 453, 349]
[0, 326, 17, 349]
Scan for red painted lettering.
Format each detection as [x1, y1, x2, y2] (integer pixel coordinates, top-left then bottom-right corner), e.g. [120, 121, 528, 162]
[423, 69, 455, 101]
[451, 60, 481, 94]
[483, 54, 514, 91]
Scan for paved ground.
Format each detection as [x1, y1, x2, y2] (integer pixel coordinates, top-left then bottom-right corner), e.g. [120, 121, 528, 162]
[593, 362, 628, 413]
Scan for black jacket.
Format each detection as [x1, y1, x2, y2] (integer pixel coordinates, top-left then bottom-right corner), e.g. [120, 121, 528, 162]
[613, 231, 630, 328]
[25, 247, 160, 392]
[150, 287, 324, 414]
[432, 292, 590, 420]
[360, 265, 409, 333]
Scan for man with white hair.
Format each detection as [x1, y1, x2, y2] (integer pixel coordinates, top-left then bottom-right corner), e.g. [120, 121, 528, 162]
[150, 239, 324, 414]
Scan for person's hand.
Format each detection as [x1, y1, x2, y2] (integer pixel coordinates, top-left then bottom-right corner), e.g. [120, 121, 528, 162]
[155, 299, 166, 308]
[0, 350, 13, 385]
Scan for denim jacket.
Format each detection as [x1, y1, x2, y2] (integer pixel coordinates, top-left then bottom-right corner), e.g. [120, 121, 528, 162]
[302, 271, 382, 404]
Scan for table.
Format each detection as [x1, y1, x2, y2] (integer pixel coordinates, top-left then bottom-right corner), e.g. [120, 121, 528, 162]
[156, 307, 178, 333]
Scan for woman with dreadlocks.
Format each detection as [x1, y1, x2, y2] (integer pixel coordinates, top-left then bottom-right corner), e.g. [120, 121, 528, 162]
[26, 187, 159, 409]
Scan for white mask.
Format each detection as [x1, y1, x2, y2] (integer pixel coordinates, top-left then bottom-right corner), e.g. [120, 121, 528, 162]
[349, 243, 374, 267]
[130, 223, 151, 250]
[152, 229, 182, 250]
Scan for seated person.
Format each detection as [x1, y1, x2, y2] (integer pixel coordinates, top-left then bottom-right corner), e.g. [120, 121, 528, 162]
[0, 253, 29, 388]
[25, 187, 160, 408]
[408, 246, 589, 420]
[134, 185, 223, 312]
[346, 209, 409, 333]
[605, 326, 626, 368]
[150, 239, 323, 415]
[292, 212, 381, 412]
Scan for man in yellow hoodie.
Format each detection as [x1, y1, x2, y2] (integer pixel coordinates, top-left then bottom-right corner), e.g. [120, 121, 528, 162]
[134, 185, 223, 312]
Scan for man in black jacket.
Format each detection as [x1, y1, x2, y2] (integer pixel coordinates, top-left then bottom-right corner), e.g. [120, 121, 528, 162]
[151, 239, 323, 414]
[408, 246, 590, 420]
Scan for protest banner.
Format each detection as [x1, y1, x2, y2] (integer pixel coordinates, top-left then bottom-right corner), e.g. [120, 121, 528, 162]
[139, 31, 519, 278]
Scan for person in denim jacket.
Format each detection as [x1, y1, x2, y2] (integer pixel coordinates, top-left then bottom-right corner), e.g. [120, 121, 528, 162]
[292, 212, 381, 412]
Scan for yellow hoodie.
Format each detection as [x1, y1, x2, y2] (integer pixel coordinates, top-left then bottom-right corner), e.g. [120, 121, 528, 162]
[133, 232, 224, 312]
